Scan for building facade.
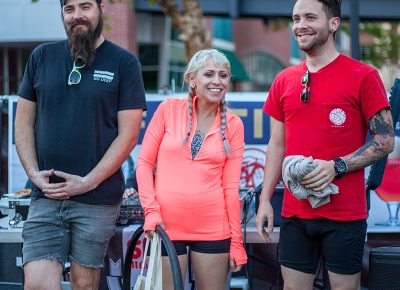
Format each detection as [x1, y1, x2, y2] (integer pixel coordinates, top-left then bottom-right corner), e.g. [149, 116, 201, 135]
[1, 0, 398, 96]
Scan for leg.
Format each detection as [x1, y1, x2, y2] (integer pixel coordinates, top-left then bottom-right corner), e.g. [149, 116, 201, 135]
[22, 199, 71, 290]
[69, 260, 101, 290]
[321, 219, 367, 290]
[68, 201, 120, 288]
[162, 254, 188, 290]
[328, 271, 361, 290]
[281, 266, 315, 290]
[161, 240, 188, 290]
[278, 217, 321, 290]
[24, 259, 63, 290]
[190, 251, 230, 290]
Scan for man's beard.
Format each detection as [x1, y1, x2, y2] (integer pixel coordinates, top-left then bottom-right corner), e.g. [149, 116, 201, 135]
[66, 14, 103, 66]
[296, 27, 330, 54]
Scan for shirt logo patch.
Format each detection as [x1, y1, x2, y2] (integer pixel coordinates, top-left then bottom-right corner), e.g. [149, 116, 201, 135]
[329, 108, 346, 126]
[93, 70, 114, 83]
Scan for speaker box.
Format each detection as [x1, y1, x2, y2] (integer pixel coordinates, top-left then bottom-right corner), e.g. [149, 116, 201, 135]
[0, 243, 23, 284]
[369, 246, 400, 290]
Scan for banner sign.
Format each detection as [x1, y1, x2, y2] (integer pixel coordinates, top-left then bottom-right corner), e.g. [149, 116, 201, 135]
[5, 93, 400, 233]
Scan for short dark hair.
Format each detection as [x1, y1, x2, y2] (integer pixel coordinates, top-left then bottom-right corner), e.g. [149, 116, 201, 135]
[317, 0, 342, 19]
[60, 0, 102, 6]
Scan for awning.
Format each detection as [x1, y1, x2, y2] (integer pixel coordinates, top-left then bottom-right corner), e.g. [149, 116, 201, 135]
[219, 49, 249, 81]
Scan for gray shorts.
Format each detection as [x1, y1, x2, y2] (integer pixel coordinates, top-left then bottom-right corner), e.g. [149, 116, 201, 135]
[22, 197, 120, 269]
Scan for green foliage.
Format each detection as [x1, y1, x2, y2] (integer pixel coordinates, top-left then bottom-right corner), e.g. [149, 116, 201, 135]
[336, 22, 399, 68]
[359, 22, 399, 67]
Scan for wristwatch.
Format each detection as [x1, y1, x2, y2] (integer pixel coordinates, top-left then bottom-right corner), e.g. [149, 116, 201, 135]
[334, 157, 348, 177]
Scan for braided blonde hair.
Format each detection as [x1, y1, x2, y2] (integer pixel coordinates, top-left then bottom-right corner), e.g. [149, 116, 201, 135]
[182, 49, 231, 156]
[219, 97, 231, 155]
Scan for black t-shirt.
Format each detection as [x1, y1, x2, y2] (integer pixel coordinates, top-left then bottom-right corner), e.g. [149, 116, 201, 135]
[18, 39, 147, 205]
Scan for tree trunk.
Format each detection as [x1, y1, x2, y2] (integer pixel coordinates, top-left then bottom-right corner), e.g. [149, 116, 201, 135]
[156, 0, 211, 61]
[390, 22, 399, 64]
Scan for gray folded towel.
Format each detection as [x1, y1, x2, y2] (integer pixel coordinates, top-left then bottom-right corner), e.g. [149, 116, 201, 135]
[282, 155, 339, 208]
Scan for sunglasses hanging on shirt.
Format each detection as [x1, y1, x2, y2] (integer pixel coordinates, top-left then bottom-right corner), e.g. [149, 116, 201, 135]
[300, 69, 311, 103]
[68, 57, 86, 86]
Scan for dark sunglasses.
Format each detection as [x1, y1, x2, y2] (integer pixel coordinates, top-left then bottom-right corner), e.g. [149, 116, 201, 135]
[300, 70, 311, 103]
[68, 57, 86, 86]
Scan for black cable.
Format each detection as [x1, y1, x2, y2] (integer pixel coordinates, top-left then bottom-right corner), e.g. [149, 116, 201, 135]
[241, 186, 257, 288]
[273, 242, 281, 290]
[188, 252, 196, 290]
[123, 225, 184, 290]
[0, 97, 3, 195]
[155, 225, 184, 290]
[123, 226, 143, 290]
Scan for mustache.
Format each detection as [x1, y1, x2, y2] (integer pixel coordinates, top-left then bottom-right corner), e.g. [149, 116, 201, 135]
[296, 28, 315, 34]
[70, 19, 92, 31]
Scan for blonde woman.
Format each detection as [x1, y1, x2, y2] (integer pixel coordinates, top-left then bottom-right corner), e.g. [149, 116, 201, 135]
[136, 49, 247, 290]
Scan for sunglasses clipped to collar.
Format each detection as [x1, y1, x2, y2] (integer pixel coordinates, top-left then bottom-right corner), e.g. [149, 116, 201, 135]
[68, 57, 86, 86]
[301, 69, 311, 103]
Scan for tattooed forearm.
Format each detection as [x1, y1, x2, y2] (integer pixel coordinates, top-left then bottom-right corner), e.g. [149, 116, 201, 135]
[343, 108, 394, 172]
[368, 108, 394, 136]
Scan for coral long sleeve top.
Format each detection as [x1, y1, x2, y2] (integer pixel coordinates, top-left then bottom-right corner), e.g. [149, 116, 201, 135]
[136, 97, 247, 265]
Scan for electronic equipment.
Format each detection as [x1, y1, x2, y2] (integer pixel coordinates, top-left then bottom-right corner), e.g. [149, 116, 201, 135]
[8, 198, 30, 228]
[116, 195, 144, 226]
[369, 246, 400, 290]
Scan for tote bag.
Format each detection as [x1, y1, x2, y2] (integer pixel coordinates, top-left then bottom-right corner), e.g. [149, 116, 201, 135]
[133, 233, 162, 290]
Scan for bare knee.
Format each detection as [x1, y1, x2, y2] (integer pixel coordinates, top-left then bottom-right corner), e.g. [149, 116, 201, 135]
[283, 281, 314, 290]
[162, 255, 187, 290]
[24, 259, 63, 290]
[70, 275, 97, 290]
[70, 262, 101, 290]
[191, 252, 229, 290]
[328, 271, 360, 290]
[281, 266, 315, 290]
[24, 278, 52, 290]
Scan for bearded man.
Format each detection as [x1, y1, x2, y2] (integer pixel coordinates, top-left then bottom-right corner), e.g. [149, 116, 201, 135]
[256, 0, 394, 289]
[15, 0, 146, 289]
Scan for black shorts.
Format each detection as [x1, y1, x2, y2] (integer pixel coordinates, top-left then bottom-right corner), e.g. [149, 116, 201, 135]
[161, 238, 231, 256]
[279, 217, 367, 275]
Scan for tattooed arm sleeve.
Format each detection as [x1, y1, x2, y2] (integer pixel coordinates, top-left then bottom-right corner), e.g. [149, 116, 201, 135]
[343, 108, 395, 172]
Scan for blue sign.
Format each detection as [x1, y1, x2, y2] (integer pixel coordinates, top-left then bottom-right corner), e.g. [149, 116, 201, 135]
[139, 98, 270, 145]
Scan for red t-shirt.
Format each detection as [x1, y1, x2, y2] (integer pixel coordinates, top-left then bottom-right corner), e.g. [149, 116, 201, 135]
[264, 54, 390, 221]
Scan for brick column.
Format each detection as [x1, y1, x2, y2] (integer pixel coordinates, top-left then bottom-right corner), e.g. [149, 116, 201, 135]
[103, 0, 138, 55]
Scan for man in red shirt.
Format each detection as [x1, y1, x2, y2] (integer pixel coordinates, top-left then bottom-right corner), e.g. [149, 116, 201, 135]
[256, 0, 394, 289]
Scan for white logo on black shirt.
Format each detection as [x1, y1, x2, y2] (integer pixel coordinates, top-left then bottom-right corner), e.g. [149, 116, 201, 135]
[93, 70, 114, 83]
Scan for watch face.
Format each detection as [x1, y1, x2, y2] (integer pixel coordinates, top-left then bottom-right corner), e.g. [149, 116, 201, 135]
[335, 159, 347, 174]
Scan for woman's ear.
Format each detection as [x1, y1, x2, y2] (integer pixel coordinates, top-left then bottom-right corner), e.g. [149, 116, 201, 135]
[188, 74, 196, 88]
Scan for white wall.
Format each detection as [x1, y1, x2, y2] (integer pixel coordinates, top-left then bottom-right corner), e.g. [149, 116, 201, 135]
[0, 0, 66, 43]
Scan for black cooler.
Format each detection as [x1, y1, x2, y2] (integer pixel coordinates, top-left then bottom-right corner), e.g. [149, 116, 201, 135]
[369, 246, 400, 290]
